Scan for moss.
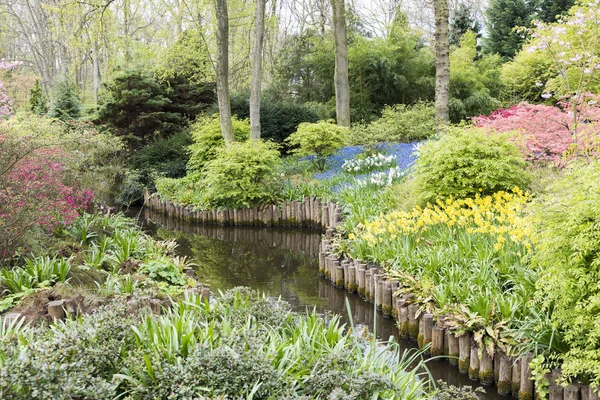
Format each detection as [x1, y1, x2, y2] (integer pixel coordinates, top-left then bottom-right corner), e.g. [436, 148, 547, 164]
[518, 390, 534, 400]
[468, 367, 479, 381]
[417, 333, 424, 348]
[479, 369, 494, 386]
[382, 305, 392, 317]
[365, 290, 371, 300]
[512, 383, 520, 397]
[497, 380, 512, 395]
[392, 307, 398, 319]
[408, 322, 419, 341]
[335, 279, 344, 287]
[444, 345, 449, 356]
[399, 322, 409, 338]
[431, 348, 443, 357]
[358, 287, 365, 297]
[348, 283, 357, 292]
[458, 359, 470, 374]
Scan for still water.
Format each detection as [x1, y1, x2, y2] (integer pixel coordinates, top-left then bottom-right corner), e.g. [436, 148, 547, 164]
[139, 207, 504, 400]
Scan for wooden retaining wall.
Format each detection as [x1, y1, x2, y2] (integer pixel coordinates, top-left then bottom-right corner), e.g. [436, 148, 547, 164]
[318, 237, 600, 400]
[144, 189, 341, 230]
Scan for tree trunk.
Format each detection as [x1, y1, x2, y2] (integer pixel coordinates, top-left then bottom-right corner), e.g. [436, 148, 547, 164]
[434, 0, 450, 130]
[330, 0, 351, 127]
[214, 0, 236, 143]
[250, 0, 266, 140]
[91, 41, 101, 105]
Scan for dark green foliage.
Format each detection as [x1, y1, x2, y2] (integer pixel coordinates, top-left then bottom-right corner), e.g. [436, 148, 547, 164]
[272, 30, 434, 122]
[412, 127, 531, 203]
[484, 0, 532, 59]
[530, 0, 575, 23]
[131, 131, 192, 178]
[48, 75, 81, 120]
[29, 79, 47, 115]
[229, 94, 321, 145]
[95, 70, 214, 147]
[450, 4, 481, 46]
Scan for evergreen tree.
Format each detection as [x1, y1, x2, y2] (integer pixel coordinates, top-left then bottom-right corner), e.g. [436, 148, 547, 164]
[529, 0, 575, 23]
[96, 70, 214, 147]
[48, 75, 81, 120]
[450, 4, 481, 47]
[29, 79, 47, 115]
[484, 0, 532, 60]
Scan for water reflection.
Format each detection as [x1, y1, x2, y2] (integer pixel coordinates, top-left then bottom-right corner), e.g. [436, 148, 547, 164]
[141, 208, 503, 400]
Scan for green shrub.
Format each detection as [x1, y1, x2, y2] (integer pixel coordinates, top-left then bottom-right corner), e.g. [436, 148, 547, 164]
[29, 80, 47, 115]
[95, 70, 214, 147]
[230, 94, 321, 145]
[48, 75, 81, 121]
[412, 127, 531, 203]
[286, 121, 349, 171]
[202, 140, 282, 209]
[187, 114, 250, 172]
[131, 131, 192, 178]
[532, 162, 600, 385]
[351, 102, 436, 145]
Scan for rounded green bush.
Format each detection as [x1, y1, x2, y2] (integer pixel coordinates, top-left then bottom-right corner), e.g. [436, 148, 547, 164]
[187, 114, 250, 172]
[285, 121, 349, 171]
[203, 140, 282, 209]
[412, 127, 531, 204]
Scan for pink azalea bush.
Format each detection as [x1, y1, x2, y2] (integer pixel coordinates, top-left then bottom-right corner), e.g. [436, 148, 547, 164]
[473, 95, 600, 166]
[0, 133, 94, 259]
[0, 60, 22, 117]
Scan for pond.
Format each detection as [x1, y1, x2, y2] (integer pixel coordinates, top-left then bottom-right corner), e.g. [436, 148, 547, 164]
[138, 207, 504, 400]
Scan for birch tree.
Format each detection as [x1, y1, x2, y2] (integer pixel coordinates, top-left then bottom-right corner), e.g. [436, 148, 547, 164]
[250, 0, 266, 140]
[214, 0, 235, 143]
[434, 0, 450, 128]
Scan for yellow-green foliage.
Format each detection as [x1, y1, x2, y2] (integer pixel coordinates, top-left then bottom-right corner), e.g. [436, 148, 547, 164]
[202, 140, 282, 209]
[532, 161, 600, 385]
[285, 121, 349, 171]
[187, 115, 250, 172]
[411, 127, 531, 204]
[501, 48, 554, 102]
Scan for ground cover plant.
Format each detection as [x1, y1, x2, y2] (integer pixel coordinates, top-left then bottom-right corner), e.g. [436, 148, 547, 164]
[0, 288, 435, 399]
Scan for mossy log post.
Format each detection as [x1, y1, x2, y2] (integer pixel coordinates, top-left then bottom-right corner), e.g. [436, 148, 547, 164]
[447, 332, 459, 366]
[549, 386, 563, 400]
[382, 281, 393, 317]
[408, 304, 419, 341]
[512, 357, 522, 398]
[347, 265, 357, 293]
[334, 264, 344, 288]
[469, 346, 480, 381]
[584, 386, 600, 400]
[342, 260, 350, 289]
[431, 326, 445, 357]
[479, 350, 494, 386]
[519, 352, 534, 400]
[498, 356, 512, 395]
[564, 384, 579, 400]
[417, 316, 425, 348]
[421, 314, 434, 353]
[48, 300, 69, 320]
[374, 274, 384, 310]
[357, 265, 366, 297]
[399, 306, 409, 339]
[494, 348, 505, 385]
[365, 269, 372, 301]
[458, 333, 470, 374]
[145, 190, 335, 230]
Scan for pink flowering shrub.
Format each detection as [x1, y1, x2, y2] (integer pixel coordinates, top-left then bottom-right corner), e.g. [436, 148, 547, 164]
[0, 60, 23, 117]
[0, 134, 94, 259]
[473, 95, 600, 166]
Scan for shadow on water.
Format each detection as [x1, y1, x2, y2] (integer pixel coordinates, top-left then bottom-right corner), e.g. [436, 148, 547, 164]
[138, 207, 504, 400]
